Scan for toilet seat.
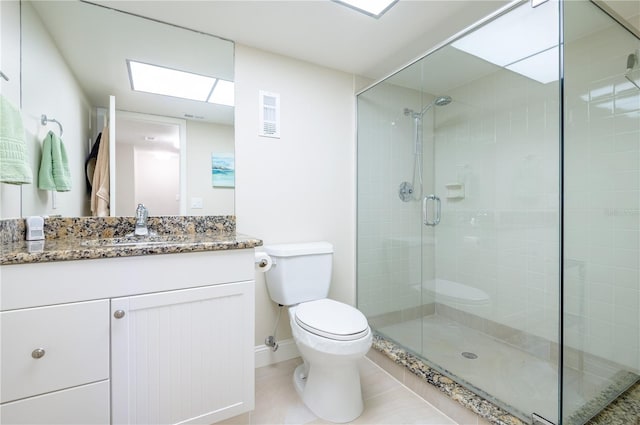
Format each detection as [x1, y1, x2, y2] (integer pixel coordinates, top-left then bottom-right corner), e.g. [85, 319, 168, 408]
[294, 299, 369, 341]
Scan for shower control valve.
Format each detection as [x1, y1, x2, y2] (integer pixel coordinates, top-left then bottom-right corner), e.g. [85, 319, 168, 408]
[398, 181, 414, 202]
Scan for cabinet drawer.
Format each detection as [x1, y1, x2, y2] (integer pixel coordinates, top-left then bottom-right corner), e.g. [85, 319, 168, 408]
[0, 380, 110, 424]
[1, 300, 109, 403]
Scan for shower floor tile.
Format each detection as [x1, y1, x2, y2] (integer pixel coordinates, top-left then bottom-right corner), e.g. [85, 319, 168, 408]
[378, 314, 621, 423]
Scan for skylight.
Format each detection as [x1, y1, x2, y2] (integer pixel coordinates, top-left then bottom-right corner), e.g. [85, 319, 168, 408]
[127, 60, 234, 106]
[333, 0, 398, 18]
[451, 0, 559, 84]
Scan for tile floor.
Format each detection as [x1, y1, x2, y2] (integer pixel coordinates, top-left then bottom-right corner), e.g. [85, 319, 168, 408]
[223, 356, 458, 424]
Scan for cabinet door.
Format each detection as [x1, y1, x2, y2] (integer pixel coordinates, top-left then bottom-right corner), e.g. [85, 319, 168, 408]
[111, 282, 255, 425]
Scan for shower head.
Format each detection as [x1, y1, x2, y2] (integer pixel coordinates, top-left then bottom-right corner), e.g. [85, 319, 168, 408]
[404, 96, 452, 119]
[434, 96, 452, 106]
[418, 95, 452, 116]
[625, 52, 640, 91]
[626, 53, 637, 72]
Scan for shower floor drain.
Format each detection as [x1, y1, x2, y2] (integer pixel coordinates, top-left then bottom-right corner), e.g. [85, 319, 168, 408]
[461, 352, 478, 359]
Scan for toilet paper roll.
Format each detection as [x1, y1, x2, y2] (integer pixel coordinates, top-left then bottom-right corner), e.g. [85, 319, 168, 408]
[254, 252, 273, 272]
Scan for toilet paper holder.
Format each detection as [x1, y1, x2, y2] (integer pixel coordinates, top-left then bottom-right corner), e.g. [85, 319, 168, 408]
[254, 252, 274, 271]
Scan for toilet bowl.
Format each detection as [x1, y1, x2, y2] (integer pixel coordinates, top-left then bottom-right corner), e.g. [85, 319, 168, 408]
[289, 299, 372, 423]
[263, 242, 372, 423]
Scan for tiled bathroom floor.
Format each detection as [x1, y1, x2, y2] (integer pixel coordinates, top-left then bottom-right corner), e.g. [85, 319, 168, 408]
[223, 356, 458, 424]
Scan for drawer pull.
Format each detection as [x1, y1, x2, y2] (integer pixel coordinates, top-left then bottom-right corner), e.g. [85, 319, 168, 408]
[31, 348, 46, 359]
[113, 310, 126, 319]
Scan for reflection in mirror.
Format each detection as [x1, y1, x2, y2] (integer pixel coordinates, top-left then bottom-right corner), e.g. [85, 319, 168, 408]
[115, 112, 185, 217]
[12, 0, 234, 218]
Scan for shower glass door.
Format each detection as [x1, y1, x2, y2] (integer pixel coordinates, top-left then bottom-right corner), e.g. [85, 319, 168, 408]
[562, 1, 640, 423]
[356, 65, 429, 355]
[358, 0, 562, 422]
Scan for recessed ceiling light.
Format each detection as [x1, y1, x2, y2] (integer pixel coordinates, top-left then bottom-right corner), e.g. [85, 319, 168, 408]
[333, 0, 398, 18]
[127, 60, 234, 106]
[208, 79, 235, 107]
[128, 60, 216, 102]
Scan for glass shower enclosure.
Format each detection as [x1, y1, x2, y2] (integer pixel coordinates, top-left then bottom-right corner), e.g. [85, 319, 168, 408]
[356, 0, 639, 423]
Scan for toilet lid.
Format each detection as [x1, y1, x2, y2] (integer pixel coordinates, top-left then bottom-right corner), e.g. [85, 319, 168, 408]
[294, 299, 369, 341]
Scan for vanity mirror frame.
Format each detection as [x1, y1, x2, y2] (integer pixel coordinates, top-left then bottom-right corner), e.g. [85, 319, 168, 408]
[4, 0, 235, 219]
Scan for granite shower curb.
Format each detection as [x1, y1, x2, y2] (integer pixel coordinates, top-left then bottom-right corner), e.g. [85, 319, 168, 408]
[372, 334, 527, 425]
[373, 333, 640, 425]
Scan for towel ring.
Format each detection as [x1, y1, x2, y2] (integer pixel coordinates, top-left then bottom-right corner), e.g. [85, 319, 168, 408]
[41, 114, 64, 137]
[0, 70, 8, 81]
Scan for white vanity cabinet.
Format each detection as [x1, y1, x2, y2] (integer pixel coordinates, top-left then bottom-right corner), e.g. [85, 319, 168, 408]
[0, 249, 256, 425]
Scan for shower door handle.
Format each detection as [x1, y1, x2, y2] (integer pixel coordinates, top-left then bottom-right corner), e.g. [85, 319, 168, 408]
[423, 195, 441, 226]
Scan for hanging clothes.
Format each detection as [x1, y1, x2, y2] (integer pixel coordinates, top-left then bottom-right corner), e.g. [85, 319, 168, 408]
[85, 132, 101, 194]
[91, 126, 109, 216]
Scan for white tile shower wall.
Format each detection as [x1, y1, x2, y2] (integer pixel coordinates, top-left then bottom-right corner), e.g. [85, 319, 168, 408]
[357, 64, 562, 346]
[433, 67, 560, 345]
[564, 21, 640, 372]
[357, 82, 436, 318]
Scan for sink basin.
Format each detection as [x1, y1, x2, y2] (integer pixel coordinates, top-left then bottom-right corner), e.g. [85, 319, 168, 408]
[80, 235, 181, 248]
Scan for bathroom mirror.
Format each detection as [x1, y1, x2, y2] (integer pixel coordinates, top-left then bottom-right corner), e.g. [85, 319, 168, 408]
[15, 0, 234, 218]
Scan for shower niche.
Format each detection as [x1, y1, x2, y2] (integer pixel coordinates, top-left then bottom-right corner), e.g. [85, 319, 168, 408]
[356, 1, 640, 424]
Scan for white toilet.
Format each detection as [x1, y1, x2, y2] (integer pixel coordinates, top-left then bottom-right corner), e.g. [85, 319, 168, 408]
[263, 241, 372, 423]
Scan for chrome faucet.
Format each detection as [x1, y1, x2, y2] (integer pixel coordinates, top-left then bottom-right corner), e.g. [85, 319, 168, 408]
[134, 203, 149, 236]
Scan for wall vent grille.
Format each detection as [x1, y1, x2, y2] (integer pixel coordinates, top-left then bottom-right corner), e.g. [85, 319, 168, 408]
[259, 91, 280, 138]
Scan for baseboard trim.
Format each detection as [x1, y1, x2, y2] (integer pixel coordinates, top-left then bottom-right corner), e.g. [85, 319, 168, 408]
[255, 338, 300, 368]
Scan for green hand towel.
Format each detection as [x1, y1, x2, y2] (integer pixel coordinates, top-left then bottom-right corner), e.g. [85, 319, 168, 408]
[38, 130, 71, 192]
[0, 95, 33, 184]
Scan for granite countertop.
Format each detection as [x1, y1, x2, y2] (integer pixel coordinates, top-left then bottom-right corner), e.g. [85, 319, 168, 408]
[1, 233, 262, 265]
[0, 216, 262, 266]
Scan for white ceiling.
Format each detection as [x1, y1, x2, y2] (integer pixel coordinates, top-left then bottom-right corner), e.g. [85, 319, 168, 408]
[94, 0, 516, 81]
[93, 0, 640, 82]
[29, 0, 639, 131]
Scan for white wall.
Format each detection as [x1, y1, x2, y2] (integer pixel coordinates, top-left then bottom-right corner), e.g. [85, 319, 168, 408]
[186, 120, 234, 216]
[20, 1, 92, 217]
[134, 149, 180, 215]
[234, 45, 356, 345]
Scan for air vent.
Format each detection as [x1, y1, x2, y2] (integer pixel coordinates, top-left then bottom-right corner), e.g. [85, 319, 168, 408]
[259, 90, 280, 138]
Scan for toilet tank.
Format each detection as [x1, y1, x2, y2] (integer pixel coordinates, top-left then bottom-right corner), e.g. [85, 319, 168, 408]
[264, 242, 333, 306]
